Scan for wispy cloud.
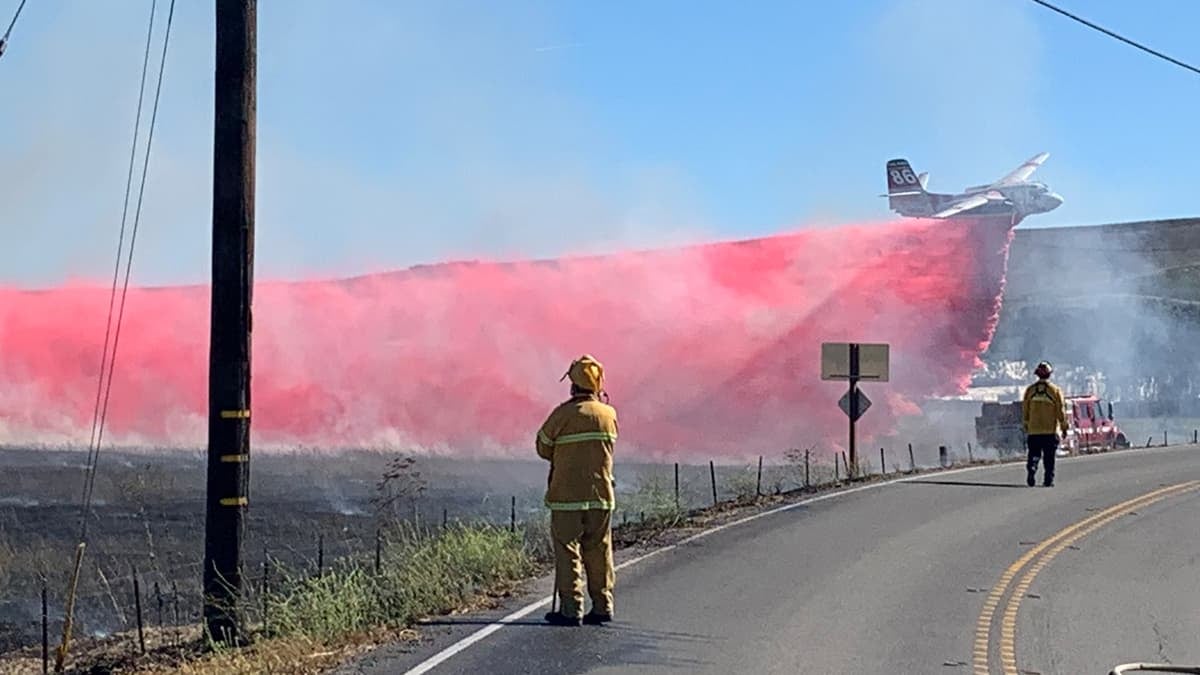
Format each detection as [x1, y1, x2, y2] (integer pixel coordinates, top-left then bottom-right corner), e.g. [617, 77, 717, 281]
[533, 41, 583, 53]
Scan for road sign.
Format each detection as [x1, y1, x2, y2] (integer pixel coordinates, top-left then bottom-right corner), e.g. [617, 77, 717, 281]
[822, 341, 889, 476]
[838, 389, 872, 421]
[821, 343, 889, 382]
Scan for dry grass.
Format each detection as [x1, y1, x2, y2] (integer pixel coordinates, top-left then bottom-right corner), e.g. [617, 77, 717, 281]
[134, 631, 411, 675]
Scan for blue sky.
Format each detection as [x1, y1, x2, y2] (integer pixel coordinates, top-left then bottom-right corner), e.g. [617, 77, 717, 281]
[1, 0, 1198, 285]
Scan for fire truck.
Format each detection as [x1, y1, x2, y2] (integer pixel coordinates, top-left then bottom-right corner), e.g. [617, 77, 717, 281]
[1062, 394, 1131, 453]
[975, 394, 1130, 457]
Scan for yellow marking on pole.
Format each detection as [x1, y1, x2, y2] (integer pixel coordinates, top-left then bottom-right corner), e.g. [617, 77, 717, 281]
[219, 497, 248, 507]
[972, 481, 1199, 674]
[219, 454, 248, 463]
[220, 409, 250, 419]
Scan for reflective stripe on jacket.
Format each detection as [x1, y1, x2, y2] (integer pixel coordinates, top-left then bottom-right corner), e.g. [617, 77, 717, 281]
[536, 395, 618, 511]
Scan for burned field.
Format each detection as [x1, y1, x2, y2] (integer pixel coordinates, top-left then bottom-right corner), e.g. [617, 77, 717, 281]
[0, 447, 551, 654]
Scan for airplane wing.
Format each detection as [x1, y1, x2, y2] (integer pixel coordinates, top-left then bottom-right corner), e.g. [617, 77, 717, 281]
[931, 191, 1006, 218]
[993, 152, 1050, 186]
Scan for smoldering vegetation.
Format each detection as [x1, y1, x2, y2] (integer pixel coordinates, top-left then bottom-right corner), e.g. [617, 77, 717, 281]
[0, 447, 535, 653]
[981, 218, 1200, 411]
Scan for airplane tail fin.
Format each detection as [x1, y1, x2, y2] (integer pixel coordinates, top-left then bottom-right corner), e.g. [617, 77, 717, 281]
[884, 158, 934, 215]
[886, 159, 926, 196]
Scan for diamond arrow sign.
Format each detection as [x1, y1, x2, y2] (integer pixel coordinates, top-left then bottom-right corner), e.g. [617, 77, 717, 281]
[838, 389, 871, 422]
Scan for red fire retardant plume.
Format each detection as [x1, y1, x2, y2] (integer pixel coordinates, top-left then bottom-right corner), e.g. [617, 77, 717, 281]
[0, 217, 1015, 458]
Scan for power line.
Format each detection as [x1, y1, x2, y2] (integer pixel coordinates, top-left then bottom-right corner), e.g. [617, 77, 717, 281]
[59, 2, 176, 666]
[3, 0, 27, 39]
[79, 0, 176, 537]
[83, 0, 178, 537]
[80, 0, 160, 542]
[1, 0, 29, 58]
[1028, 0, 1200, 78]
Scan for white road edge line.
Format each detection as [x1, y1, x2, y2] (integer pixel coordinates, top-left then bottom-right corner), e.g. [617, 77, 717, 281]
[403, 445, 1194, 674]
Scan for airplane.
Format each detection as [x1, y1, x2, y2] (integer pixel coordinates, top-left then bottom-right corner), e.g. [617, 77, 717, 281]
[884, 152, 1063, 223]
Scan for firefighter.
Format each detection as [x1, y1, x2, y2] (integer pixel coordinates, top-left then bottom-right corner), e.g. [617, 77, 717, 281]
[537, 355, 618, 626]
[1022, 361, 1069, 487]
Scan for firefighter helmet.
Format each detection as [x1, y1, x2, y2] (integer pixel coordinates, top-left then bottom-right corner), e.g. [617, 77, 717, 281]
[1034, 361, 1053, 379]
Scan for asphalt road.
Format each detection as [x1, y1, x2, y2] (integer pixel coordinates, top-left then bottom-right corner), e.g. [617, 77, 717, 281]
[341, 446, 1200, 675]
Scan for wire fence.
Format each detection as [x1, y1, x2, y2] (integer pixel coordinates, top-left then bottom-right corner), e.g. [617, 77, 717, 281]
[3, 516, 491, 663]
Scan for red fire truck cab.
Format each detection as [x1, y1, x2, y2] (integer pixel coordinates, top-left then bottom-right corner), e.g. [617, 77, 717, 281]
[1063, 395, 1130, 454]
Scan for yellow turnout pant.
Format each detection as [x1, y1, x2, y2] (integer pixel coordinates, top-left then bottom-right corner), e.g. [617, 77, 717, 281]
[551, 509, 614, 618]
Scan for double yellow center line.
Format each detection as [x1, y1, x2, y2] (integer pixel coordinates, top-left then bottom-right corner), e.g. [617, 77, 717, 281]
[973, 480, 1200, 675]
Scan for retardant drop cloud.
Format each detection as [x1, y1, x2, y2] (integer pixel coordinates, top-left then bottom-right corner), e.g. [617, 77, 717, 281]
[0, 217, 1014, 459]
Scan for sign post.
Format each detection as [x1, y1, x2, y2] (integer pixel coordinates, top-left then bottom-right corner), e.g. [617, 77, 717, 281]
[822, 342, 889, 477]
[847, 344, 860, 474]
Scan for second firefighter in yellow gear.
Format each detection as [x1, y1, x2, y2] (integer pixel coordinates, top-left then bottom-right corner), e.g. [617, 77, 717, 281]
[537, 355, 618, 626]
[1022, 361, 1068, 487]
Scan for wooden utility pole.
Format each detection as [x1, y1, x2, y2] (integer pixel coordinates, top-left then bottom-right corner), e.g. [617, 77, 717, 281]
[202, 0, 256, 645]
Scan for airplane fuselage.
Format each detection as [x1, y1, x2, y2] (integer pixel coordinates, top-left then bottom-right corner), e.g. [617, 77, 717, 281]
[989, 183, 1064, 217]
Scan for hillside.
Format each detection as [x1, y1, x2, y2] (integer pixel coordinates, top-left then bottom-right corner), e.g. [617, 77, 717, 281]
[1001, 217, 1200, 301]
[984, 217, 1200, 405]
